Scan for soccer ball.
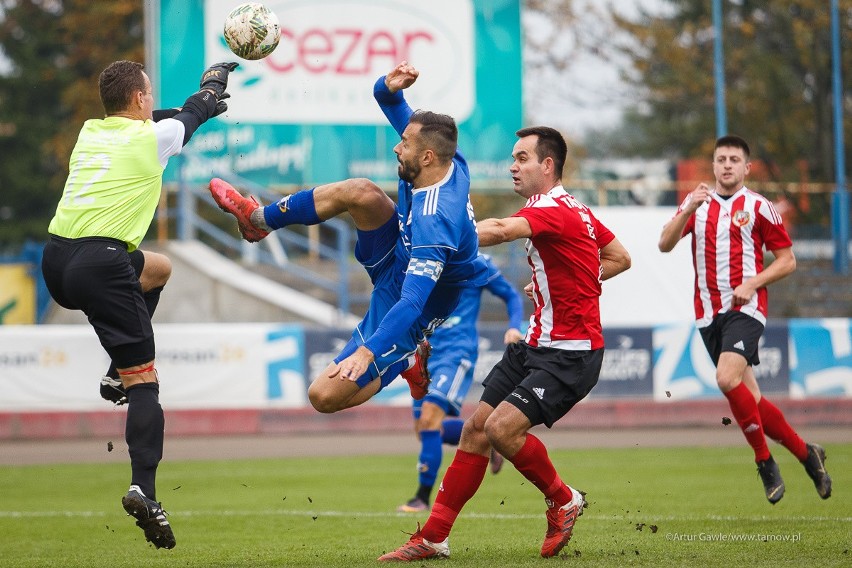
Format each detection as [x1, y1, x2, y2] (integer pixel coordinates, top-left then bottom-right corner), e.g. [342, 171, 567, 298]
[223, 3, 281, 61]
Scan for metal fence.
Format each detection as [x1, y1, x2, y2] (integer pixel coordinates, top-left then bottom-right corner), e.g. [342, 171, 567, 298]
[163, 172, 364, 316]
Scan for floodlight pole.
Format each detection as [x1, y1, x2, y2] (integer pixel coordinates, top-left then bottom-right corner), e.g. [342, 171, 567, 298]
[831, 0, 849, 274]
[143, 1, 161, 106]
[712, 0, 727, 137]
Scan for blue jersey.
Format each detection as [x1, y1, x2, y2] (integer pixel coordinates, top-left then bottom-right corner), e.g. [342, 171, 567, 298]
[363, 79, 489, 358]
[399, 160, 484, 284]
[415, 254, 523, 415]
[431, 255, 524, 358]
[374, 79, 488, 285]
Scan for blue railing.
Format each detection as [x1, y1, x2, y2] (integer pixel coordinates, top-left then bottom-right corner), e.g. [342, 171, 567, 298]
[173, 172, 366, 316]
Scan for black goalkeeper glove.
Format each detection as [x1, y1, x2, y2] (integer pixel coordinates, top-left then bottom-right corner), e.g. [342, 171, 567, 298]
[212, 92, 230, 117]
[200, 62, 239, 99]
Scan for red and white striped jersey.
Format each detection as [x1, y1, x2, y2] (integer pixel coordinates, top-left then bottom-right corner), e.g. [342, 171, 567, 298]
[513, 186, 615, 350]
[678, 186, 792, 327]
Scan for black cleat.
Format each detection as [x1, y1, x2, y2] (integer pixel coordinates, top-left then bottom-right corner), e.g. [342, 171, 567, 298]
[100, 375, 127, 406]
[122, 486, 176, 549]
[802, 443, 832, 499]
[756, 455, 785, 504]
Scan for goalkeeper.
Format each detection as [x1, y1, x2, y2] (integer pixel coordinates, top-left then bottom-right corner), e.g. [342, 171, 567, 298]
[41, 59, 237, 550]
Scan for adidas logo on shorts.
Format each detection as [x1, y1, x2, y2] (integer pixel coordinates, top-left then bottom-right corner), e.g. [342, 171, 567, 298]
[533, 387, 545, 400]
[733, 340, 745, 350]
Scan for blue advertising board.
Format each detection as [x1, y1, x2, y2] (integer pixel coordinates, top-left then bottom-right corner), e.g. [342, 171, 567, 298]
[593, 327, 654, 398]
[296, 319, 852, 406]
[789, 319, 852, 397]
[265, 325, 306, 402]
[652, 322, 789, 400]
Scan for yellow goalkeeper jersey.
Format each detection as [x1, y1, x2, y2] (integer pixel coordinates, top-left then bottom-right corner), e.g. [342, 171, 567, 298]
[48, 116, 180, 252]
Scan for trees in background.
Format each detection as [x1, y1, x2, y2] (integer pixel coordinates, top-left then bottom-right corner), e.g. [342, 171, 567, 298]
[0, 1, 849, 246]
[604, 0, 851, 186]
[0, 0, 143, 247]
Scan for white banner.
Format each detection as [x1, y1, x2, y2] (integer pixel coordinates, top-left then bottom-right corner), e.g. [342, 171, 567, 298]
[4, 320, 846, 412]
[204, 0, 475, 124]
[0, 324, 307, 411]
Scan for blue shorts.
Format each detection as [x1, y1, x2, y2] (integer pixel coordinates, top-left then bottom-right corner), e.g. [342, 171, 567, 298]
[334, 212, 421, 388]
[412, 347, 478, 418]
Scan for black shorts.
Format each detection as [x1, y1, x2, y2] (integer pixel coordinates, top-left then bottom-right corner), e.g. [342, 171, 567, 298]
[481, 342, 604, 428]
[698, 311, 763, 366]
[42, 236, 154, 367]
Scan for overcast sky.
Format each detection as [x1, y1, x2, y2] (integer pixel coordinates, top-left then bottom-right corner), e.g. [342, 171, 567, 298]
[526, 0, 667, 139]
[0, 1, 664, 138]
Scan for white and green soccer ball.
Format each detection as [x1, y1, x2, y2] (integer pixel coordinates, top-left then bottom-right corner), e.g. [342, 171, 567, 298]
[223, 3, 281, 61]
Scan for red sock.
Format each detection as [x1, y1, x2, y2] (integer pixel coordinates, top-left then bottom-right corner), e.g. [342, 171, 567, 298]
[758, 397, 808, 461]
[507, 434, 572, 507]
[421, 450, 488, 542]
[724, 382, 770, 462]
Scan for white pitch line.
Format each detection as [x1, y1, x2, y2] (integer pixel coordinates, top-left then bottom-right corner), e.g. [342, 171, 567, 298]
[1, 510, 850, 523]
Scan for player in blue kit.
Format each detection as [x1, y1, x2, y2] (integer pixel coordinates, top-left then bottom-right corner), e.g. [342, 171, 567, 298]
[210, 61, 489, 413]
[398, 253, 524, 512]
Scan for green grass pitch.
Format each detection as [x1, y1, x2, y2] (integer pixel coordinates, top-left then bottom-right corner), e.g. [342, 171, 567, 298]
[0, 443, 848, 567]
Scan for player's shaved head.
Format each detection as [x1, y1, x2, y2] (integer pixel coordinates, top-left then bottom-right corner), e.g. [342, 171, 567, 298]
[99, 60, 146, 115]
[409, 110, 458, 162]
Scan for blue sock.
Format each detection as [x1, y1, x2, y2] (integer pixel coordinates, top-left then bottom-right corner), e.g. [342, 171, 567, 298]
[412, 398, 423, 421]
[263, 188, 321, 229]
[378, 358, 410, 391]
[418, 430, 442, 488]
[442, 418, 464, 445]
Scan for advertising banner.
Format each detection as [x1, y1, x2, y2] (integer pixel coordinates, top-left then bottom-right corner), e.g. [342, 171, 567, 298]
[592, 327, 654, 398]
[789, 319, 852, 397]
[156, 0, 522, 186]
[2, 321, 845, 414]
[753, 324, 789, 395]
[652, 322, 789, 401]
[0, 264, 36, 325]
[205, 0, 474, 125]
[0, 324, 305, 411]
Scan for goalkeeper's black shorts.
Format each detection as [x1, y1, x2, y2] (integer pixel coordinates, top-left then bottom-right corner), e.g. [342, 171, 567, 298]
[42, 235, 154, 367]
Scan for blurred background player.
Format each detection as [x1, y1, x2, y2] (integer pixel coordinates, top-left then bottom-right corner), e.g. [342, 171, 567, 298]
[41, 59, 238, 549]
[379, 126, 631, 561]
[658, 134, 832, 504]
[398, 253, 524, 513]
[208, 61, 489, 415]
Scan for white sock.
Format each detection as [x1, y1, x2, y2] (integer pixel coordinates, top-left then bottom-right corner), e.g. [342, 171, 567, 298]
[250, 207, 272, 231]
